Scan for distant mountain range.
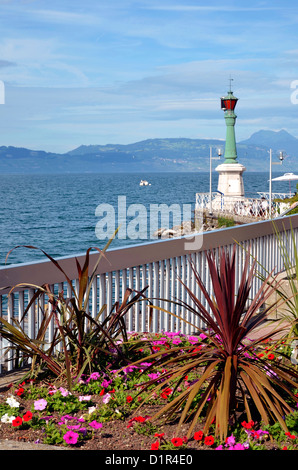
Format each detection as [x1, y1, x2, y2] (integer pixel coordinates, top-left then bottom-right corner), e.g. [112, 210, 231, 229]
[0, 129, 297, 174]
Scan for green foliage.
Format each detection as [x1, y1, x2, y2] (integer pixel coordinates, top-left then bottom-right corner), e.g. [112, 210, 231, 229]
[217, 216, 235, 227]
[133, 420, 159, 437]
[42, 423, 65, 446]
[0, 238, 148, 389]
[0, 403, 15, 418]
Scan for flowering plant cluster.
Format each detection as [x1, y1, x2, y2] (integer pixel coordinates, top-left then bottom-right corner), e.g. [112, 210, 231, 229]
[0, 330, 298, 450]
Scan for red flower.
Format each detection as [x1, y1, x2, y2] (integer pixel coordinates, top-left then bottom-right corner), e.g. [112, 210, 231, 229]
[285, 432, 296, 439]
[126, 396, 133, 403]
[241, 420, 254, 430]
[23, 411, 33, 422]
[194, 431, 204, 441]
[160, 387, 172, 399]
[267, 353, 275, 360]
[204, 435, 214, 446]
[99, 389, 105, 396]
[127, 416, 150, 428]
[191, 346, 202, 354]
[15, 387, 24, 396]
[171, 437, 183, 447]
[151, 441, 160, 450]
[134, 416, 146, 423]
[12, 416, 23, 427]
[154, 432, 165, 439]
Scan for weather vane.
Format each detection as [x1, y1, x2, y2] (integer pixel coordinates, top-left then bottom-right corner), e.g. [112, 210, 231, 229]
[229, 75, 233, 92]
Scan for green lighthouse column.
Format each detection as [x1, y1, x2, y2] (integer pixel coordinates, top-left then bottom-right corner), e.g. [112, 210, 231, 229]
[224, 101, 238, 163]
[215, 84, 246, 198]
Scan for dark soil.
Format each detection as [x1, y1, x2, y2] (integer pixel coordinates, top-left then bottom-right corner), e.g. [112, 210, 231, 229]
[0, 382, 280, 452]
[0, 384, 205, 451]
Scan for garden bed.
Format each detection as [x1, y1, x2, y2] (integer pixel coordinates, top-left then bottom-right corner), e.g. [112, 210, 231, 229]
[0, 382, 282, 451]
[0, 330, 297, 452]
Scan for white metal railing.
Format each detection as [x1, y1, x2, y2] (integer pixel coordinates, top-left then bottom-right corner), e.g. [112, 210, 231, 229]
[257, 192, 291, 200]
[196, 192, 291, 219]
[1, 215, 298, 373]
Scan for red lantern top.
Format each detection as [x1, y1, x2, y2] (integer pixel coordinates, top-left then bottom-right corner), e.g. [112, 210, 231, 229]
[221, 91, 238, 112]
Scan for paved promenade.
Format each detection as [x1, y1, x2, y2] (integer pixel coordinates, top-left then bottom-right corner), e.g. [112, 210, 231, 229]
[0, 439, 66, 450]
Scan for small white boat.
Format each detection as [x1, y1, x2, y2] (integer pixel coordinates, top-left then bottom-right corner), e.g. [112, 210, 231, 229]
[140, 179, 151, 186]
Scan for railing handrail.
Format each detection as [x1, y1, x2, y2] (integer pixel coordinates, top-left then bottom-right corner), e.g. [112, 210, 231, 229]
[1, 215, 298, 296]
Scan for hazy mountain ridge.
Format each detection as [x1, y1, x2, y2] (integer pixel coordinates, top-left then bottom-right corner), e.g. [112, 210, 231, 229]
[0, 130, 297, 174]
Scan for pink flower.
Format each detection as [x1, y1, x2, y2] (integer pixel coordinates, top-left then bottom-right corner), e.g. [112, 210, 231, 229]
[34, 399, 47, 411]
[231, 443, 246, 450]
[147, 372, 161, 380]
[102, 393, 112, 404]
[79, 395, 92, 402]
[89, 420, 103, 429]
[225, 434, 236, 447]
[88, 372, 101, 381]
[188, 336, 199, 343]
[101, 379, 112, 388]
[172, 339, 182, 345]
[63, 430, 79, 445]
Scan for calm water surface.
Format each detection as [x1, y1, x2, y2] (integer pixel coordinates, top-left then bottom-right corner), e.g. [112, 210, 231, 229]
[0, 172, 291, 266]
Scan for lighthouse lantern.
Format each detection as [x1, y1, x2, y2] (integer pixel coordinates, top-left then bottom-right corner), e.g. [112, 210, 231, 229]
[221, 92, 238, 111]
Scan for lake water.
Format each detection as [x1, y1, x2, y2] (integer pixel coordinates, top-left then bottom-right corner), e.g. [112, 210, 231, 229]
[0, 171, 292, 266]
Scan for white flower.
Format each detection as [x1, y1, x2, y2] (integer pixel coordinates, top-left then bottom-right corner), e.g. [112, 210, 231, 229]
[88, 406, 97, 415]
[1, 413, 16, 423]
[291, 340, 298, 365]
[102, 393, 112, 404]
[6, 395, 20, 408]
[79, 395, 91, 401]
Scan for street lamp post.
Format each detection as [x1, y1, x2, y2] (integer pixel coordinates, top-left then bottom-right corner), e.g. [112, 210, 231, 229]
[269, 149, 284, 218]
[209, 147, 222, 214]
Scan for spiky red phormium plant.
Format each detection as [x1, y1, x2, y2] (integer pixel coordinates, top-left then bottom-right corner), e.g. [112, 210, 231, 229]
[132, 245, 298, 442]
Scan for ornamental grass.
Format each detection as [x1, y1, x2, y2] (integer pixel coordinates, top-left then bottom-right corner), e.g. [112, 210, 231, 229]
[128, 246, 298, 442]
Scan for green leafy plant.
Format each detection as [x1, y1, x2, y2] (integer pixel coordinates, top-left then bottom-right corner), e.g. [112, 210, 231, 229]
[217, 216, 235, 227]
[0, 239, 148, 389]
[130, 246, 298, 442]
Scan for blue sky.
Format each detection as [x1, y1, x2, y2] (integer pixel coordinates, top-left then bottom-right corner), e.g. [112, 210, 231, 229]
[0, 0, 298, 152]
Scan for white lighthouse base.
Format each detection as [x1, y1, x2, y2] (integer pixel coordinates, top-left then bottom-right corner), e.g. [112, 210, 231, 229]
[215, 163, 246, 198]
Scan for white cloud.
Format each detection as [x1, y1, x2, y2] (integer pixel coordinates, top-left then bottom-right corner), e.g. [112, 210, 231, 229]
[28, 8, 100, 25]
[0, 0, 297, 150]
[143, 4, 282, 12]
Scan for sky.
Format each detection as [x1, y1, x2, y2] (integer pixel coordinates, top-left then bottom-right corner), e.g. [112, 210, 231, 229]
[0, 0, 298, 153]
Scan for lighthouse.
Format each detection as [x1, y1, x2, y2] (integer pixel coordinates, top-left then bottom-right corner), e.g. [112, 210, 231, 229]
[216, 81, 246, 198]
